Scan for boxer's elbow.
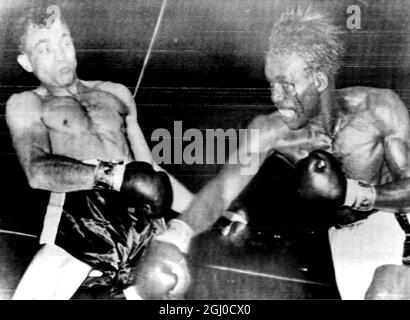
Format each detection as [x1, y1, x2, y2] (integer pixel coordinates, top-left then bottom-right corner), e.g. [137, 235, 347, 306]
[25, 163, 48, 190]
[25, 158, 59, 190]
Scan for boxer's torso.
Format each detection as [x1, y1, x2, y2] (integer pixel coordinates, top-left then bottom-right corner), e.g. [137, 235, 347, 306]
[34, 80, 133, 162]
[274, 87, 395, 185]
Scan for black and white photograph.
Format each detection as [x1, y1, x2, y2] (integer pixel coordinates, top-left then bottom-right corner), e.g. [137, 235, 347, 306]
[1, 0, 410, 304]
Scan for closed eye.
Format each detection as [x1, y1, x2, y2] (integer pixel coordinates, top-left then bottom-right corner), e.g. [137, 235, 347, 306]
[38, 45, 52, 54]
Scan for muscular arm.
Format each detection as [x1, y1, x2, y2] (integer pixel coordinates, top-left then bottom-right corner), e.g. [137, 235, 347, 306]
[177, 114, 280, 235]
[370, 91, 410, 212]
[6, 92, 97, 192]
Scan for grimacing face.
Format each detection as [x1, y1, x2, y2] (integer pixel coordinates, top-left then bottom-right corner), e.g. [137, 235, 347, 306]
[18, 17, 77, 88]
[265, 52, 323, 130]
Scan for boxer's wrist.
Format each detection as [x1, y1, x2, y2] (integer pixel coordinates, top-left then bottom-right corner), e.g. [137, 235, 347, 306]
[224, 209, 248, 225]
[344, 179, 376, 211]
[93, 160, 126, 191]
[155, 219, 194, 254]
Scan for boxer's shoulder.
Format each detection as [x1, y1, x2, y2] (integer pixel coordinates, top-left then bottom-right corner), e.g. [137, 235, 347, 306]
[338, 87, 407, 131]
[86, 80, 134, 105]
[6, 90, 43, 129]
[81, 80, 135, 116]
[7, 90, 42, 106]
[249, 112, 289, 135]
[338, 86, 404, 114]
[247, 112, 292, 152]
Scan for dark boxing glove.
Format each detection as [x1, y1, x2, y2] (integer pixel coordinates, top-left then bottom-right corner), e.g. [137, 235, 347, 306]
[121, 162, 173, 218]
[296, 150, 376, 211]
[92, 160, 173, 218]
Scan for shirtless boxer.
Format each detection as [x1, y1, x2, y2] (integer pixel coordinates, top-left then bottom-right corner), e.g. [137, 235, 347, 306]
[132, 7, 410, 300]
[253, 8, 410, 299]
[6, 6, 193, 299]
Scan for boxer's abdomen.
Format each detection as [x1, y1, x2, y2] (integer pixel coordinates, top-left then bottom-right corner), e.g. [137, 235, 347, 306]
[48, 130, 131, 161]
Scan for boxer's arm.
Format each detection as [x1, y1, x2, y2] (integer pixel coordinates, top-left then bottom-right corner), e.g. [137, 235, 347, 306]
[368, 91, 410, 212]
[108, 83, 194, 212]
[127, 113, 282, 299]
[178, 151, 267, 235]
[6, 92, 97, 192]
[128, 133, 272, 300]
[177, 114, 281, 235]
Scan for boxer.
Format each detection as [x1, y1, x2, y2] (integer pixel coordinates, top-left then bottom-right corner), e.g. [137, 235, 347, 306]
[7, 6, 193, 299]
[132, 7, 410, 300]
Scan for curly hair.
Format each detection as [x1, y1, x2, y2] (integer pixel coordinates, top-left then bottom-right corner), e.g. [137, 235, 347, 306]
[14, 4, 67, 53]
[267, 6, 344, 77]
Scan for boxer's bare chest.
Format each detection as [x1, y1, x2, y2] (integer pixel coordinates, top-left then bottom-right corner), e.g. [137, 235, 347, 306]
[276, 112, 385, 183]
[40, 89, 131, 161]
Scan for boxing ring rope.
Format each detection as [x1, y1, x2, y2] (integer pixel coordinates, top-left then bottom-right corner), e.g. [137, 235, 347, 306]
[0, 229, 36, 238]
[132, 0, 168, 99]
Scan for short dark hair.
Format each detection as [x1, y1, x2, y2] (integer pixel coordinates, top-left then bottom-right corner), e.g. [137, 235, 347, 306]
[14, 4, 68, 53]
[267, 6, 344, 77]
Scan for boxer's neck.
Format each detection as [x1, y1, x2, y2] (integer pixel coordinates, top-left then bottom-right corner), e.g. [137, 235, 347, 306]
[41, 79, 83, 98]
[316, 85, 343, 137]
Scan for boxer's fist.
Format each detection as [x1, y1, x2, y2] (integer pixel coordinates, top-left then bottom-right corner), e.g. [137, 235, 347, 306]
[121, 162, 173, 218]
[220, 210, 250, 247]
[296, 150, 346, 206]
[132, 240, 191, 300]
[365, 264, 410, 300]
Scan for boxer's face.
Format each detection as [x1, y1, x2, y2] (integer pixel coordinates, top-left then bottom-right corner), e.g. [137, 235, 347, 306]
[265, 52, 323, 130]
[17, 18, 77, 88]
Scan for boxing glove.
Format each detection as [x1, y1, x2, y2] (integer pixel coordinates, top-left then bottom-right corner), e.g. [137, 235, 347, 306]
[93, 160, 173, 218]
[124, 219, 194, 300]
[365, 264, 410, 300]
[220, 210, 250, 247]
[296, 150, 376, 211]
[120, 162, 173, 218]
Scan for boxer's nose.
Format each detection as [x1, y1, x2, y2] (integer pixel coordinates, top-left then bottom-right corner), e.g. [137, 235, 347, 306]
[271, 82, 286, 104]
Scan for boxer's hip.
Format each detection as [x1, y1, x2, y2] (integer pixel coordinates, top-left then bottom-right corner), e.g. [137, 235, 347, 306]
[329, 210, 409, 254]
[55, 190, 155, 289]
[328, 210, 406, 299]
[329, 210, 406, 255]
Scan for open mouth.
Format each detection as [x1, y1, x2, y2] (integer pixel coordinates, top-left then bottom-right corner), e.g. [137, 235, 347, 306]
[277, 109, 296, 120]
[58, 66, 71, 75]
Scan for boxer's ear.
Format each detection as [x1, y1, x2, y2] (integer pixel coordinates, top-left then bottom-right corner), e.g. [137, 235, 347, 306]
[17, 54, 33, 73]
[313, 71, 328, 93]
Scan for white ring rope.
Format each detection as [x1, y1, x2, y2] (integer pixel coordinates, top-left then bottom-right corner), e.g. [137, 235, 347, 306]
[132, 0, 169, 99]
[0, 229, 37, 238]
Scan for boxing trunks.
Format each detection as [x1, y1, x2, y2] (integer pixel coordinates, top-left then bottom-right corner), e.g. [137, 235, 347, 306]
[54, 190, 167, 294]
[329, 210, 408, 299]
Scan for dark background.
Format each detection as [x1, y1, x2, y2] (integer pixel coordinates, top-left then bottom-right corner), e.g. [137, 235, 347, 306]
[0, 0, 409, 299]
